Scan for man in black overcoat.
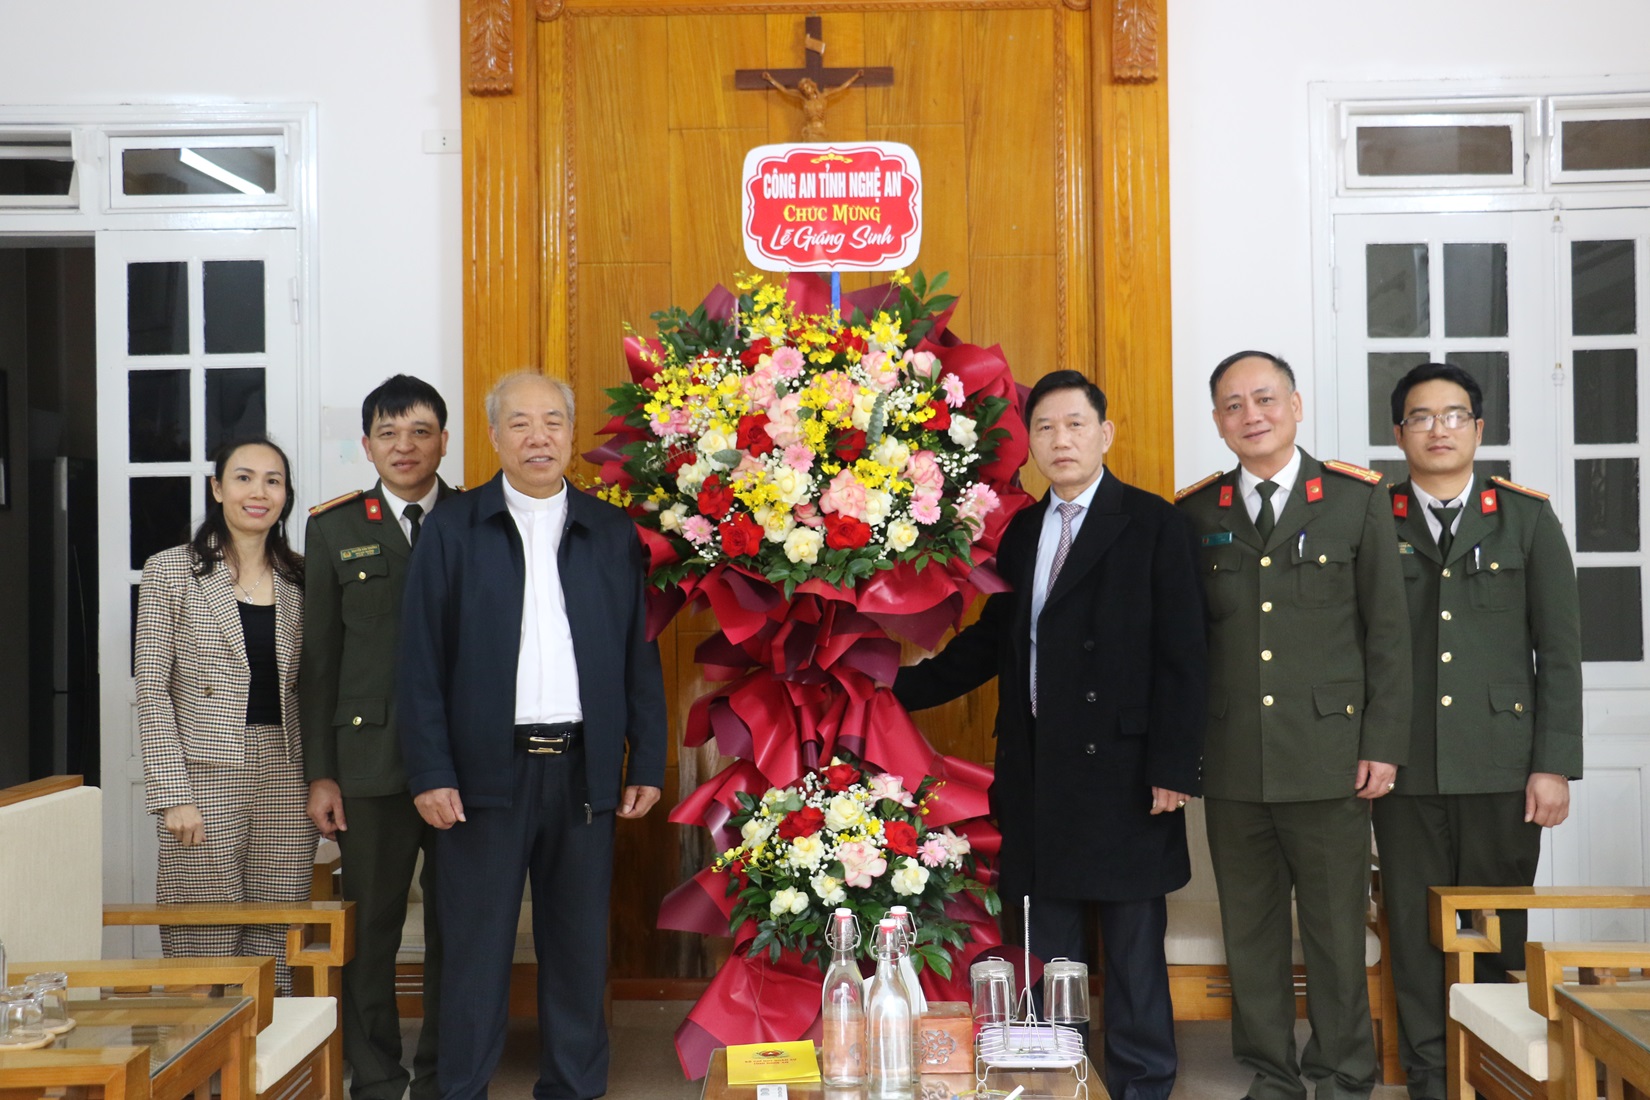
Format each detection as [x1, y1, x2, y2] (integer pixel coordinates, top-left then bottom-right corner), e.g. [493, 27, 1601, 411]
[895, 370, 1208, 1100]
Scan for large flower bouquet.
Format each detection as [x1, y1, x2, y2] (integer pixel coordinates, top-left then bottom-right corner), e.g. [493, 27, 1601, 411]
[588, 269, 1032, 1078]
[720, 752, 995, 974]
[593, 270, 1016, 594]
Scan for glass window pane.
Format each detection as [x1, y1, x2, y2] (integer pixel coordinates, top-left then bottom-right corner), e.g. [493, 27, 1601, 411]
[1561, 118, 1650, 172]
[1578, 566, 1644, 662]
[129, 477, 191, 569]
[1574, 457, 1640, 552]
[1356, 125, 1514, 176]
[1366, 245, 1430, 339]
[206, 368, 267, 456]
[1443, 243, 1509, 338]
[1572, 239, 1637, 336]
[0, 158, 73, 196]
[1366, 351, 1433, 445]
[1574, 348, 1638, 444]
[122, 147, 276, 197]
[128, 370, 190, 462]
[203, 261, 265, 355]
[1443, 352, 1511, 445]
[127, 262, 189, 356]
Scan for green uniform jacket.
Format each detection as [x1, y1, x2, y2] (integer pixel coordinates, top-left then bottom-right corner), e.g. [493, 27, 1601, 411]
[1389, 477, 1583, 795]
[1177, 449, 1413, 802]
[299, 479, 456, 797]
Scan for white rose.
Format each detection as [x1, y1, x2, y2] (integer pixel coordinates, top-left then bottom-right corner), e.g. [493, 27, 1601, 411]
[676, 458, 710, 494]
[757, 506, 796, 544]
[698, 428, 736, 464]
[851, 390, 878, 431]
[948, 415, 979, 450]
[769, 886, 810, 918]
[657, 503, 688, 533]
[770, 466, 813, 506]
[824, 794, 865, 833]
[741, 817, 771, 844]
[788, 833, 827, 870]
[871, 437, 911, 473]
[863, 490, 893, 526]
[885, 519, 919, 553]
[784, 527, 824, 565]
[890, 858, 931, 897]
[810, 872, 847, 906]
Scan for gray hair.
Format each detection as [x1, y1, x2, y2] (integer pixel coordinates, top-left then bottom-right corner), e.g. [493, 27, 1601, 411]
[484, 370, 577, 428]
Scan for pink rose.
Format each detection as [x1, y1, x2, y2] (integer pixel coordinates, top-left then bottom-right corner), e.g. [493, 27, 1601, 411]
[819, 370, 856, 413]
[741, 365, 779, 408]
[862, 350, 900, 392]
[793, 502, 824, 528]
[867, 772, 915, 807]
[770, 345, 805, 380]
[906, 450, 944, 495]
[819, 468, 869, 519]
[902, 349, 940, 382]
[955, 483, 1001, 539]
[765, 393, 804, 448]
[837, 841, 888, 889]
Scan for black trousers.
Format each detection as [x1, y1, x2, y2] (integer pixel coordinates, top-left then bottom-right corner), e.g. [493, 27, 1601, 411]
[1371, 791, 1541, 1100]
[335, 791, 444, 1100]
[1025, 895, 1177, 1100]
[435, 748, 616, 1100]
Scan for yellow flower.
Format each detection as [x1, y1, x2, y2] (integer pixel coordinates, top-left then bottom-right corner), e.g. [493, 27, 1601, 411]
[891, 268, 912, 286]
[735, 271, 764, 292]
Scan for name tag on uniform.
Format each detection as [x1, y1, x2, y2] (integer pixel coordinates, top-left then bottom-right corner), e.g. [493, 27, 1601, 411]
[339, 544, 382, 561]
[1200, 532, 1233, 547]
[1397, 542, 1415, 555]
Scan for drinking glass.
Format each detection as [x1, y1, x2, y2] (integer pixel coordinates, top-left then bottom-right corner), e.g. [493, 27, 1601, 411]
[1042, 958, 1090, 1026]
[0, 985, 46, 1046]
[969, 958, 1014, 1034]
[24, 972, 70, 1034]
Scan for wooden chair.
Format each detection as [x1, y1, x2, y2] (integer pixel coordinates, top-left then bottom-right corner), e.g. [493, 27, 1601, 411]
[1432, 886, 1650, 1100]
[1163, 798, 1405, 1083]
[0, 777, 354, 1100]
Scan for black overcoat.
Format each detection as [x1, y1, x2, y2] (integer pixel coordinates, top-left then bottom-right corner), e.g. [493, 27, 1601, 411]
[894, 469, 1208, 901]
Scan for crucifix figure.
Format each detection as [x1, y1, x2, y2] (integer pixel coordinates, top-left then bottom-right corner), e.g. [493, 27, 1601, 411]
[735, 16, 893, 142]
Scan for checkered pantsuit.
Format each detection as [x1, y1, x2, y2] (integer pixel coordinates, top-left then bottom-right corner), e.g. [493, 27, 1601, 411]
[155, 722, 317, 994]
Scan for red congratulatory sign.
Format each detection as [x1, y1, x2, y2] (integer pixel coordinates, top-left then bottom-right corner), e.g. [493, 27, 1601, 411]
[741, 142, 922, 272]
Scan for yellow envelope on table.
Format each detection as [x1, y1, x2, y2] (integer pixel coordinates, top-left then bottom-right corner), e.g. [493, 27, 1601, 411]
[725, 1040, 822, 1085]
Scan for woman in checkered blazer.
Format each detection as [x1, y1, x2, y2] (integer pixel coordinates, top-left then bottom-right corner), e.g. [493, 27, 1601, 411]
[135, 436, 318, 993]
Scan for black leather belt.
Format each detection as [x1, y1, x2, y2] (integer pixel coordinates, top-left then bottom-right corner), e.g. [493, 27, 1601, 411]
[513, 721, 582, 755]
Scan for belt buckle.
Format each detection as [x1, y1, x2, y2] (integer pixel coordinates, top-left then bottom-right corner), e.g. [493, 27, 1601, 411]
[526, 733, 568, 755]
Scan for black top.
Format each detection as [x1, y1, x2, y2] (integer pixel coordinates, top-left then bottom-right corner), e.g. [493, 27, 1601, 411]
[239, 601, 282, 725]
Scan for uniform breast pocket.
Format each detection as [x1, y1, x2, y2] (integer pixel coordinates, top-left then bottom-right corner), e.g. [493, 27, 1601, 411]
[1294, 539, 1355, 607]
[1468, 548, 1524, 611]
[334, 554, 393, 619]
[1202, 546, 1244, 620]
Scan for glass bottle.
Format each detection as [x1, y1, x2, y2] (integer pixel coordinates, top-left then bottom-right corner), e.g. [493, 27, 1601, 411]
[820, 907, 865, 1086]
[887, 905, 928, 1016]
[865, 918, 917, 1100]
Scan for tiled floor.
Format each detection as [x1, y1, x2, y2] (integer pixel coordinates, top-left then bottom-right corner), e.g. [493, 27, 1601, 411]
[405, 1006, 1411, 1100]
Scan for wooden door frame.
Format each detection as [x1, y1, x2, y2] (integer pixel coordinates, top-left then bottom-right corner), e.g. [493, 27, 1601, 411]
[458, 0, 1174, 494]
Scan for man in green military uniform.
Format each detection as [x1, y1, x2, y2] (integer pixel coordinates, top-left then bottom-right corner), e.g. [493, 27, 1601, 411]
[1178, 350, 1412, 1100]
[1373, 362, 1582, 1100]
[301, 374, 458, 1100]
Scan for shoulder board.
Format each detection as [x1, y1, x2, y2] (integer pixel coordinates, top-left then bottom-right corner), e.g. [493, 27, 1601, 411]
[1323, 459, 1383, 485]
[308, 489, 364, 517]
[1490, 475, 1549, 501]
[1174, 471, 1224, 503]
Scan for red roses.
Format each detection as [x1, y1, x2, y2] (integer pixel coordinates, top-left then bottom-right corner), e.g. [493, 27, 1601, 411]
[824, 513, 873, 550]
[777, 806, 826, 840]
[882, 820, 919, 857]
[719, 512, 763, 558]
[697, 474, 735, 519]
[822, 762, 862, 791]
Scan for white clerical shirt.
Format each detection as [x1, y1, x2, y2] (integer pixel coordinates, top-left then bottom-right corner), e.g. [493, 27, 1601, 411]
[502, 476, 583, 724]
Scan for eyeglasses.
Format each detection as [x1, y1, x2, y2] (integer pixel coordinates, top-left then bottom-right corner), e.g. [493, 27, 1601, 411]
[1400, 409, 1476, 433]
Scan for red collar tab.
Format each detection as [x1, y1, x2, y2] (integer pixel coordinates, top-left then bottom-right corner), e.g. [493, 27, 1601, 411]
[1218, 484, 1234, 509]
[1305, 477, 1324, 503]
[364, 497, 384, 522]
[1480, 489, 1498, 515]
[1392, 493, 1409, 518]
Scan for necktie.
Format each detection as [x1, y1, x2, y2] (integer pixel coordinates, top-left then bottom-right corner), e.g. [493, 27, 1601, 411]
[1032, 501, 1083, 717]
[403, 503, 424, 549]
[1430, 504, 1460, 561]
[1255, 480, 1280, 541]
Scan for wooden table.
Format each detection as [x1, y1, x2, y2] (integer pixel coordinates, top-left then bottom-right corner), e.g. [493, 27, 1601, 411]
[699, 1047, 1103, 1099]
[1556, 981, 1650, 1100]
[0, 993, 255, 1100]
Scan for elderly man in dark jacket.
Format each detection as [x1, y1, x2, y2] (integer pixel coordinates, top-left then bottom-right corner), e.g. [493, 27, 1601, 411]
[896, 370, 1208, 1100]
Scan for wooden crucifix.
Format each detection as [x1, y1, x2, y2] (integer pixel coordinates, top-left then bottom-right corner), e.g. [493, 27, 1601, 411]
[735, 16, 893, 142]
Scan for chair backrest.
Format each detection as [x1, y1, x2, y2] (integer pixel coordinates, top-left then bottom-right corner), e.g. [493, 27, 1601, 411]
[1168, 798, 1220, 903]
[0, 779, 104, 961]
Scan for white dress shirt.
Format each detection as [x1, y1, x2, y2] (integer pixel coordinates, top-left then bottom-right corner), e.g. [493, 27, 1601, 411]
[1409, 476, 1474, 546]
[1030, 470, 1103, 706]
[1239, 447, 1303, 526]
[502, 477, 583, 725]
[383, 482, 440, 547]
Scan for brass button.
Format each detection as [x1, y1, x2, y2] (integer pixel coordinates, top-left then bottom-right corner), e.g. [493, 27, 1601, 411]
[1345, 704, 1355, 715]
[1441, 652, 1453, 663]
[1261, 601, 1273, 613]
[1318, 554, 1328, 564]
[1442, 568, 1452, 578]
[352, 716, 363, 726]
[1441, 695, 1453, 707]
[1261, 556, 1272, 567]
[1491, 562, 1500, 571]
[1262, 650, 1273, 661]
[1262, 694, 1275, 706]
[1441, 610, 1452, 621]
[358, 570, 367, 581]
[1515, 702, 1525, 713]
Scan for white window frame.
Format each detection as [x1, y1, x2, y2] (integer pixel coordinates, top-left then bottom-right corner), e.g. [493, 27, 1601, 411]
[0, 127, 80, 209]
[1340, 100, 1536, 193]
[1551, 95, 1650, 185]
[107, 132, 289, 211]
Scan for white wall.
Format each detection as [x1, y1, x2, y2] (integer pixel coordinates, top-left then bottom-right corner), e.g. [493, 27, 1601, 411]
[0, 1, 465, 501]
[1167, 0, 1650, 485]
